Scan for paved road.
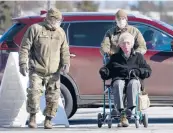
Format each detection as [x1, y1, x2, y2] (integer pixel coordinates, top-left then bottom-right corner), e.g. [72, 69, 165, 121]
[0, 107, 172, 132]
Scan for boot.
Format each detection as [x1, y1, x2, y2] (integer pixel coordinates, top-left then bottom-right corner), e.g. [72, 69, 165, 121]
[28, 113, 37, 128]
[117, 113, 129, 127]
[44, 116, 53, 129]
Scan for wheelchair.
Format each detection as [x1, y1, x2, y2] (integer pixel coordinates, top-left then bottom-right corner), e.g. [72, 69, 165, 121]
[97, 54, 148, 128]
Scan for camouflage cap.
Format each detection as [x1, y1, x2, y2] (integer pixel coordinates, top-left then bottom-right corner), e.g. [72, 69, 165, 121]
[47, 7, 62, 20]
[115, 9, 127, 20]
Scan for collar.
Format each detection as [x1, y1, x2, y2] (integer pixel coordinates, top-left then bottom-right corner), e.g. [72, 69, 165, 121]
[43, 19, 56, 31]
[119, 48, 136, 60]
[114, 25, 128, 34]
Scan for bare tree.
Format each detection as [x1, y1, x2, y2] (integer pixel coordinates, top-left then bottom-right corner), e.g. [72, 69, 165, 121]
[19, 1, 46, 11]
[55, 1, 74, 12]
[75, 1, 99, 12]
[0, 1, 13, 33]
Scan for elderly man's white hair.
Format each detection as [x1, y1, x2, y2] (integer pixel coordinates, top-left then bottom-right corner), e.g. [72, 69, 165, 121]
[118, 32, 135, 47]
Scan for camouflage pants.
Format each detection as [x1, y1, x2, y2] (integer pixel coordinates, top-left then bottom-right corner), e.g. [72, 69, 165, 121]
[27, 72, 60, 118]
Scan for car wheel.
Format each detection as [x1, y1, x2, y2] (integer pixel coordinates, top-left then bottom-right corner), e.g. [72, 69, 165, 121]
[68, 103, 77, 119]
[60, 83, 73, 118]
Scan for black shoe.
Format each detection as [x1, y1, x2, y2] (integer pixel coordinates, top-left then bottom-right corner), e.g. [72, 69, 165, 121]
[117, 114, 129, 127]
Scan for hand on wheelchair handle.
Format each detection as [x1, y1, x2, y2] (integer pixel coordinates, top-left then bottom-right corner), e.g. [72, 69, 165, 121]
[104, 51, 113, 57]
[130, 70, 137, 77]
[140, 69, 150, 79]
[129, 69, 140, 78]
[108, 51, 114, 55]
[99, 67, 110, 80]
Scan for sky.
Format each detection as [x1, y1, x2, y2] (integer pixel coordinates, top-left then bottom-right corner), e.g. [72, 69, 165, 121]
[98, 0, 165, 9]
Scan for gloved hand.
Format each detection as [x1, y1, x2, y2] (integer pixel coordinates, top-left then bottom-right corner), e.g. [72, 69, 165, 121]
[130, 69, 140, 78]
[62, 64, 70, 75]
[19, 64, 28, 76]
[99, 67, 110, 80]
[104, 51, 113, 56]
[107, 51, 114, 56]
[127, 64, 140, 77]
[140, 69, 150, 79]
[130, 68, 150, 79]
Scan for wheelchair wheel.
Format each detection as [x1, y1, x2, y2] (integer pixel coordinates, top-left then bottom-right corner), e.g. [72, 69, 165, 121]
[142, 114, 148, 128]
[97, 113, 103, 128]
[135, 119, 139, 128]
[108, 119, 112, 128]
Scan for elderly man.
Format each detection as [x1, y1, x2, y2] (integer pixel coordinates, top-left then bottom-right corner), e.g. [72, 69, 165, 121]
[99, 32, 151, 127]
[19, 8, 70, 129]
[100, 9, 147, 56]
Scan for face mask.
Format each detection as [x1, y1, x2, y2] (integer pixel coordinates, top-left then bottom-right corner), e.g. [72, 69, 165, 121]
[47, 16, 61, 28]
[54, 20, 61, 28]
[117, 19, 127, 29]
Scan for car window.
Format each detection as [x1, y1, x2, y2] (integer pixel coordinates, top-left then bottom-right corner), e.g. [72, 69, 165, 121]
[61, 22, 68, 35]
[132, 23, 173, 51]
[0, 23, 26, 49]
[154, 19, 173, 31]
[61, 22, 69, 43]
[68, 22, 114, 47]
[0, 23, 25, 42]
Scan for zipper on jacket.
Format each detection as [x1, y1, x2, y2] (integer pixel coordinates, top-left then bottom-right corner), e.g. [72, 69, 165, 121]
[47, 30, 51, 74]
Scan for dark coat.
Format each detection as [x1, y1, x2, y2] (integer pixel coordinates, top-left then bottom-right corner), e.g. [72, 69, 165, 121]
[99, 49, 152, 81]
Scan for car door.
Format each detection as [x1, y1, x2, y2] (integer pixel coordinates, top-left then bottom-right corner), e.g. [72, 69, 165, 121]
[131, 22, 173, 99]
[60, 22, 69, 38]
[68, 21, 114, 99]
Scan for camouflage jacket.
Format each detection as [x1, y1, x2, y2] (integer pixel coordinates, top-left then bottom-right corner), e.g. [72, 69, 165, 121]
[19, 21, 70, 75]
[100, 25, 147, 55]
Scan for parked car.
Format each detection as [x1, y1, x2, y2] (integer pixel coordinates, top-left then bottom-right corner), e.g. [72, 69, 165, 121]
[0, 12, 173, 119]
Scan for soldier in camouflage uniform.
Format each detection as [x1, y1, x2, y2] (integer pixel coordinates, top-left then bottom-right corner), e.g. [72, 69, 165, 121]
[19, 8, 70, 129]
[100, 9, 147, 55]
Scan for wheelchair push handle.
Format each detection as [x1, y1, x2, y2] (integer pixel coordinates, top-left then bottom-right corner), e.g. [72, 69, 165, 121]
[128, 68, 141, 80]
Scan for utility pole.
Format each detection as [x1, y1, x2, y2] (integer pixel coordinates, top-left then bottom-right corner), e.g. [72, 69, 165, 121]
[159, 1, 163, 20]
[13, 1, 21, 18]
[47, 0, 50, 10]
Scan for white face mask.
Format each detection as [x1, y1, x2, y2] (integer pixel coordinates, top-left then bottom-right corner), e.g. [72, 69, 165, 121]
[116, 19, 127, 29]
[54, 20, 61, 28]
[47, 16, 62, 28]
